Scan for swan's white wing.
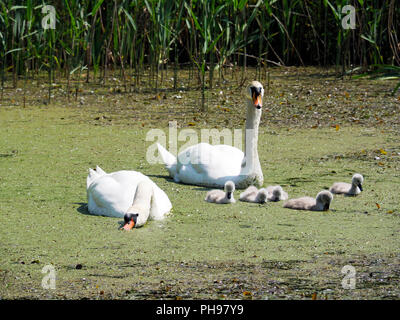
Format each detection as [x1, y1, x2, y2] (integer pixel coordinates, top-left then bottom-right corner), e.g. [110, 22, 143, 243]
[150, 184, 172, 220]
[87, 173, 138, 217]
[175, 143, 244, 186]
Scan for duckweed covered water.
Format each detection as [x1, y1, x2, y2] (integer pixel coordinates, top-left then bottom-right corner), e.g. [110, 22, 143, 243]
[0, 68, 399, 299]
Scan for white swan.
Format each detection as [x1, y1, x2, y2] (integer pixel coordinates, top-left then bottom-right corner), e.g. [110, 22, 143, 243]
[239, 186, 268, 203]
[329, 173, 363, 196]
[157, 81, 264, 188]
[205, 181, 236, 204]
[86, 166, 172, 226]
[265, 185, 289, 202]
[283, 190, 333, 211]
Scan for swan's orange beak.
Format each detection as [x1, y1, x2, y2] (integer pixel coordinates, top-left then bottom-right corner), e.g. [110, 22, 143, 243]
[121, 213, 138, 231]
[122, 219, 135, 230]
[252, 93, 262, 109]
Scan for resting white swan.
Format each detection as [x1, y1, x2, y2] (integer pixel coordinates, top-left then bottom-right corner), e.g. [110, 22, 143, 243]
[157, 81, 264, 188]
[265, 185, 288, 202]
[86, 166, 172, 227]
[239, 186, 268, 203]
[283, 190, 333, 211]
[205, 181, 236, 204]
[329, 173, 363, 196]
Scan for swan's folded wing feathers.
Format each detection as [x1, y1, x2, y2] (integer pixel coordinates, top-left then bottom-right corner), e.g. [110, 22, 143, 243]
[87, 168, 100, 189]
[149, 183, 172, 220]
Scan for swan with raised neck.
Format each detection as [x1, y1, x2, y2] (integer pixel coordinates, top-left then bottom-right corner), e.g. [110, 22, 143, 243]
[157, 80, 264, 189]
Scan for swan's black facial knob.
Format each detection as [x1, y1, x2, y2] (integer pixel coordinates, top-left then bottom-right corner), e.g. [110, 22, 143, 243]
[250, 86, 263, 109]
[122, 213, 139, 230]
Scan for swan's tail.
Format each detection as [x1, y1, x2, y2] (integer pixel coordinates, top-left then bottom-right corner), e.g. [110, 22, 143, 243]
[95, 165, 107, 176]
[157, 143, 177, 178]
[86, 166, 107, 189]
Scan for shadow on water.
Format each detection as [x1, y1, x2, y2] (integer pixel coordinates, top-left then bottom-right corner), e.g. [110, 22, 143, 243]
[146, 174, 174, 182]
[74, 202, 126, 229]
[146, 174, 212, 191]
[282, 176, 314, 187]
[192, 186, 213, 191]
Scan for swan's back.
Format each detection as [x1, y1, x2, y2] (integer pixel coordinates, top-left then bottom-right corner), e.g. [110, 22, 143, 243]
[175, 143, 244, 187]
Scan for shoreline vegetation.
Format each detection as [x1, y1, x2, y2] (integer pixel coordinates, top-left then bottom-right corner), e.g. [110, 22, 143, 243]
[1, 1, 399, 110]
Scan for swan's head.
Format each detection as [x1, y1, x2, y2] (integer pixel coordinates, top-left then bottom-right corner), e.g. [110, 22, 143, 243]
[352, 174, 364, 191]
[224, 180, 235, 199]
[316, 190, 333, 211]
[246, 81, 264, 110]
[122, 212, 139, 230]
[256, 188, 268, 203]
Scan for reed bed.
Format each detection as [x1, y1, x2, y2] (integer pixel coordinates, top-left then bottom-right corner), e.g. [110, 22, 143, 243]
[0, 0, 399, 108]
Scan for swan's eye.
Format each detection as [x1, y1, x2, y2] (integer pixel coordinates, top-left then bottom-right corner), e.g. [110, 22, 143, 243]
[251, 86, 262, 96]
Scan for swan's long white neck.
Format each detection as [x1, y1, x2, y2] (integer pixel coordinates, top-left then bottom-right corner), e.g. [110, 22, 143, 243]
[244, 102, 261, 170]
[237, 100, 263, 187]
[126, 182, 153, 227]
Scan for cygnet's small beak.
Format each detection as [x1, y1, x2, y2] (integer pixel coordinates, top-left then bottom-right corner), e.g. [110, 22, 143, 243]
[227, 192, 232, 199]
[252, 92, 262, 109]
[358, 184, 363, 192]
[323, 203, 330, 211]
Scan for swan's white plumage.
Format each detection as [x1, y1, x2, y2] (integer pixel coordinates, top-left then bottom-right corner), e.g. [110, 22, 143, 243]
[86, 167, 172, 220]
[157, 81, 264, 188]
